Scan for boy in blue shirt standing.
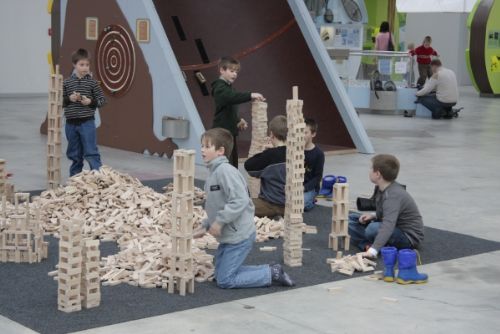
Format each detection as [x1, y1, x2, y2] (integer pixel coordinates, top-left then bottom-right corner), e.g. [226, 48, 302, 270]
[194, 128, 294, 289]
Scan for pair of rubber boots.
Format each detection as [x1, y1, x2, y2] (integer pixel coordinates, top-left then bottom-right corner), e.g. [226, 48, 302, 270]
[380, 247, 428, 284]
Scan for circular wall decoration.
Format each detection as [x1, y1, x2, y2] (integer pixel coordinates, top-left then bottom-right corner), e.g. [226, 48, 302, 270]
[95, 24, 136, 96]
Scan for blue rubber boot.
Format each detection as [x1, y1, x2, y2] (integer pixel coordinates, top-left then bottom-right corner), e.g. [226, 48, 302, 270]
[317, 175, 336, 198]
[381, 246, 397, 282]
[396, 249, 428, 284]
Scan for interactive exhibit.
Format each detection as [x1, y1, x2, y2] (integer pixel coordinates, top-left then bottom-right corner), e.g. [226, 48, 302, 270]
[466, 0, 500, 97]
[41, 0, 376, 163]
[306, 0, 418, 114]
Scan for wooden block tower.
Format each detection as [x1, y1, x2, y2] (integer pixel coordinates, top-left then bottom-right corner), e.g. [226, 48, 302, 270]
[167, 149, 196, 296]
[283, 86, 306, 267]
[81, 239, 101, 308]
[329, 183, 350, 251]
[0, 193, 47, 263]
[47, 65, 63, 189]
[58, 218, 84, 313]
[247, 101, 268, 198]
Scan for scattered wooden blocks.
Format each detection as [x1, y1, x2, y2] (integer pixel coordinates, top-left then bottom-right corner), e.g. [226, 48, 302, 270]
[327, 253, 376, 276]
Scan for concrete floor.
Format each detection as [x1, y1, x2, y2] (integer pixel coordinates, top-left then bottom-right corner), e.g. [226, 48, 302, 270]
[1, 86, 500, 333]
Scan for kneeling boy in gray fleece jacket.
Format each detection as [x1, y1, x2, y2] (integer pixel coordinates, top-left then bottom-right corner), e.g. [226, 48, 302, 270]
[193, 128, 294, 288]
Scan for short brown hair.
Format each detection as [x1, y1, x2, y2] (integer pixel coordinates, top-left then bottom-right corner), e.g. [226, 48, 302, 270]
[305, 118, 318, 134]
[371, 154, 400, 182]
[423, 36, 432, 44]
[268, 115, 287, 141]
[430, 59, 442, 67]
[201, 128, 234, 159]
[71, 48, 90, 64]
[218, 56, 240, 71]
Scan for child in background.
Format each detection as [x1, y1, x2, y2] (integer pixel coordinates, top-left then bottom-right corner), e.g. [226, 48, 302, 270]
[62, 48, 106, 176]
[303, 119, 324, 211]
[194, 128, 294, 288]
[211, 56, 265, 168]
[410, 36, 439, 87]
[244, 116, 287, 218]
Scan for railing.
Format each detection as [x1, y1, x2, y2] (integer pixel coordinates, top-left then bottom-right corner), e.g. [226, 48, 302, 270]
[327, 49, 415, 88]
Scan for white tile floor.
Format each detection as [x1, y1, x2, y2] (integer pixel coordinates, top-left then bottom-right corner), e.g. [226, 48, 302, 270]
[1, 86, 500, 333]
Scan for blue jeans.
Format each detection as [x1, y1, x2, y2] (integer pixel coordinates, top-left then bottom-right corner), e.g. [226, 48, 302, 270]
[417, 94, 456, 119]
[215, 232, 271, 289]
[65, 119, 102, 176]
[348, 213, 412, 251]
[304, 190, 317, 211]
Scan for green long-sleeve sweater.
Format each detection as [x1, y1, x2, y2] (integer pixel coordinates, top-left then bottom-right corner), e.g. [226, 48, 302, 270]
[211, 78, 252, 136]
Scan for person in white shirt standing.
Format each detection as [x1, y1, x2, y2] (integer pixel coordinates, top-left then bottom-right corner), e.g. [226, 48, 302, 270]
[415, 59, 458, 119]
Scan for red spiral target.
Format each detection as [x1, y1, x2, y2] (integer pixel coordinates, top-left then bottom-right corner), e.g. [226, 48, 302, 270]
[95, 24, 136, 96]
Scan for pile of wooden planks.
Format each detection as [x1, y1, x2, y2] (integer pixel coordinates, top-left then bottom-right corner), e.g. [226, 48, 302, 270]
[254, 216, 316, 242]
[100, 233, 216, 288]
[37, 166, 206, 239]
[327, 253, 377, 276]
[163, 182, 205, 206]
[255, 216, 284, 242]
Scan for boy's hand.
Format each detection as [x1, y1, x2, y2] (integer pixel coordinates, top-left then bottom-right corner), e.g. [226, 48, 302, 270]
[193, 226, 207, 239]
[80, 95, 92, 106]
[69, 91, 80, 102]
[360, 251, 377, 259]
[359, 213, 375, 224]
[251, 93, 266, 102]
[237, 118, 248, 130]
[208, 222, 222, 237]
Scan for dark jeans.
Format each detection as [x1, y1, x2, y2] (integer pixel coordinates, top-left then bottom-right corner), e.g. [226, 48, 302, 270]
[229, 136, 239, 168]
[417, 93, 456, 119]
[348, 213, 412, 251]
[65, 119, 102, 176]
[417, 63, 432, 87]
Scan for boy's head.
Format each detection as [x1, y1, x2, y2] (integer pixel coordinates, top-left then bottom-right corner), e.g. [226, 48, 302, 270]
[370, 154, 400, 184]
[71, 48, 90, 77]
[268, 115, 287, 144]
[423, 36, 432, 48]
[304, 118, 318, 146]
[218, 56, 241, 84]
[430, 59, 442, 74]
[201, 128, 234, 163]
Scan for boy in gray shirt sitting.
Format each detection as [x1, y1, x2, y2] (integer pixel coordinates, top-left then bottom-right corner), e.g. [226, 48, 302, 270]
[194, 128, 294, 288]
[348, 154, 424, 258]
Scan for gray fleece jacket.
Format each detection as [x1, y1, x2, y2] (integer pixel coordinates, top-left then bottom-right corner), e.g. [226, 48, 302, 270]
[202, 156, 256, 244]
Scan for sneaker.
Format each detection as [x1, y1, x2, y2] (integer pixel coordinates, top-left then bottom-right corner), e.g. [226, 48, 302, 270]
[270, 264, 295, 287]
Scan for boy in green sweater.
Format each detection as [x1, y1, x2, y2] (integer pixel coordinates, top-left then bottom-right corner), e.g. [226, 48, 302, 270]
[211, 56, 265, 168]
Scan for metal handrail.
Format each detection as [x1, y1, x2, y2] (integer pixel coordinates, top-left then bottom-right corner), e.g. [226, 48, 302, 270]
[347, 50, 411, 57]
